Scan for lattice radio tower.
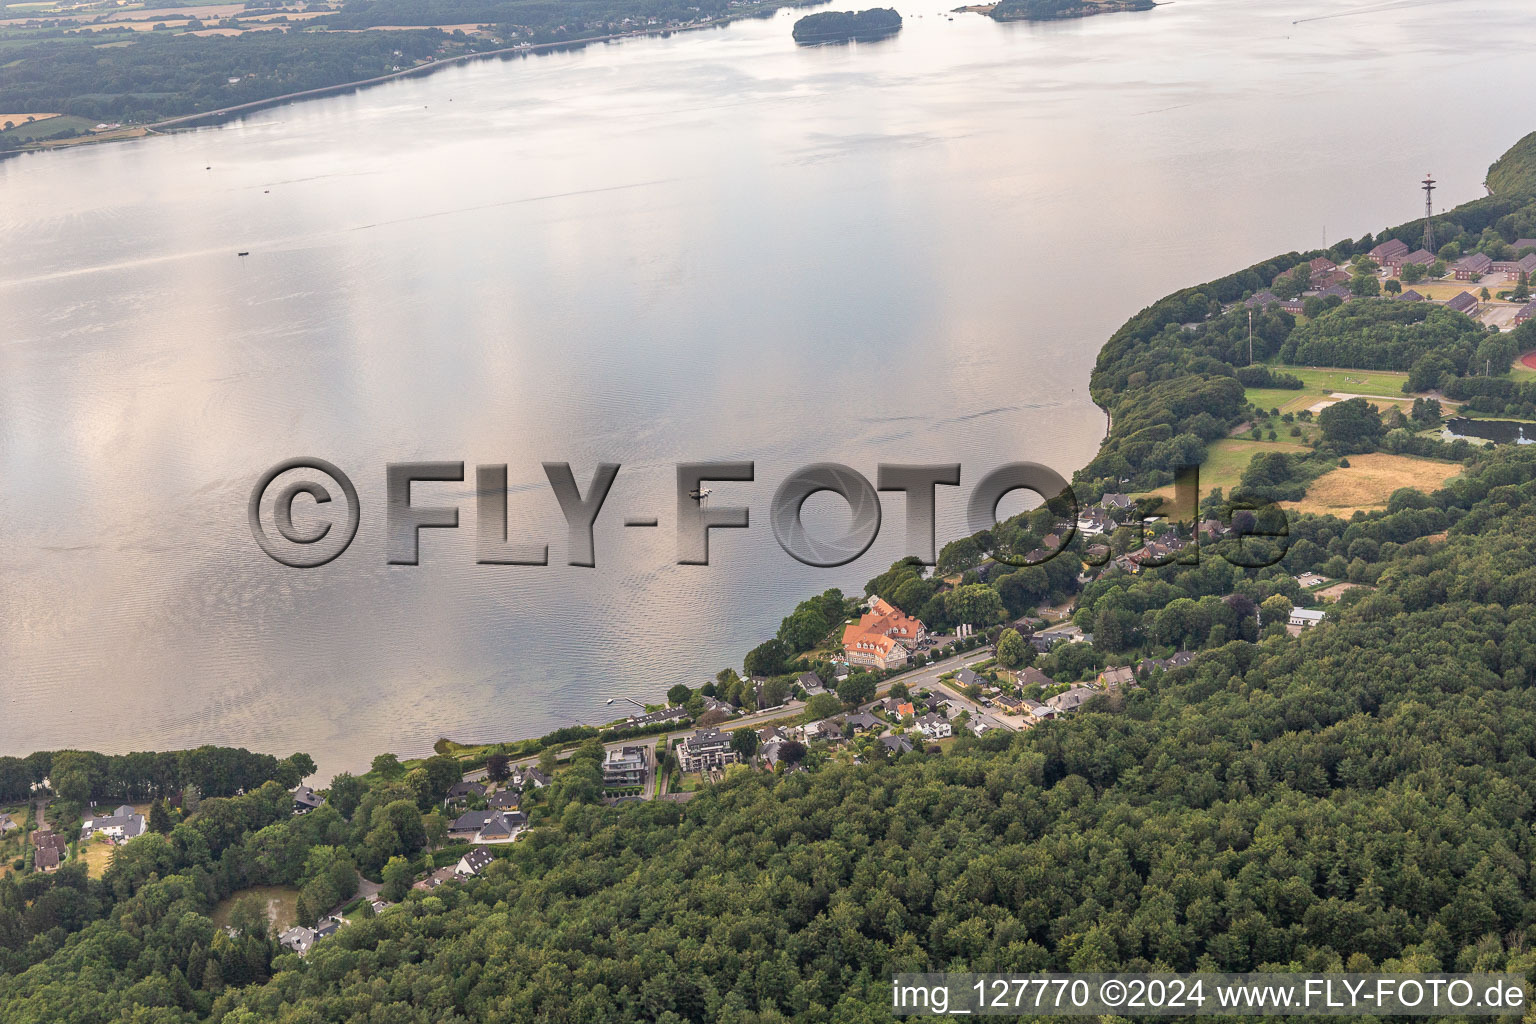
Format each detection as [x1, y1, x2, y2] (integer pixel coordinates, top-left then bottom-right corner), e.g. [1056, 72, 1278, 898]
[1422, 173, 1437, 253]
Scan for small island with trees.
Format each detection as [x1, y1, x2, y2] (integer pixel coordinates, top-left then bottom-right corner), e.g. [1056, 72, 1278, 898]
[791, 7, 903, 44]
[977, 0, 1155, 22]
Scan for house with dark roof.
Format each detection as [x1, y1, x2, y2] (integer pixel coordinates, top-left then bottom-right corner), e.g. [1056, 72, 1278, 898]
[1369, 238, 1410, 264]
[1515, 300, 1536, 326]
[35, 846, 62, 872]
[1390, 249, 1436, 276]
[957, 667, 981, 689]
[457, 847, 494, 876]
[845, 712, 882, 733]
[1016, 666, 1055, 688]
[413, 866, 459, 892]
[487, 789, 520, 811]
[1496, 253, 1536, 280]
[1318, 284, 1353, 300]
[1395, 288, 1425, 302]
[279, 926, 316, 954]
[1245, 290, 1280, 309]
[678, 728, 740, 771]
[292, 786, 325, 815]
[446, 780, 486, 803]
[1446, 291, 1480, 316]
[624, 705, 689, 729]
[994, 694, 1024, 713]
[1046, 686, 1097, 713]
[474, 811, 527, 844]
[1453, 252, 1493, 280]
[81, 805, 147, 842]
[796, 671, 827, 696]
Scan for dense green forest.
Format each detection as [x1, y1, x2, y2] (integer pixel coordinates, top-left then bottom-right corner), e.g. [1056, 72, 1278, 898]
[790, 8, 901, 44]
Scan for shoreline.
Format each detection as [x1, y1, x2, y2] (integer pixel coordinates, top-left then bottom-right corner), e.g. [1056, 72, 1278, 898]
[5, 2, 819, 154]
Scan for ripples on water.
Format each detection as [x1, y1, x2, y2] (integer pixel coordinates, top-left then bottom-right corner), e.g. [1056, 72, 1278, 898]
[2, 0, 1534, 779]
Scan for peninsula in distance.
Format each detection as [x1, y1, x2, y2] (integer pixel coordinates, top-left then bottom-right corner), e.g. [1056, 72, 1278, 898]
[791, 7, 902, 44]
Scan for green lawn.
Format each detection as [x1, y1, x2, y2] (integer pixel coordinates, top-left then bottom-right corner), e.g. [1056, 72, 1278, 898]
[0, 114, 93, 142]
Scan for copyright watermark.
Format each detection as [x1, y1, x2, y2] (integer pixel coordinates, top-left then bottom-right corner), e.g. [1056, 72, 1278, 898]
[248, 459, 1288, 570]
[891, 973, 1528, 1016]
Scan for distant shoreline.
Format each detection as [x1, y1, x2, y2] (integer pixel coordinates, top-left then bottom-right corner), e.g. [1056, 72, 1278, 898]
[7, 2, 819, 154]
[955, 0, 1157, 22]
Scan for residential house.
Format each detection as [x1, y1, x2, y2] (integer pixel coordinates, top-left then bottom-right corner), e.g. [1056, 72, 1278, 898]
[700, 696, 737, 718]
[35, 845, 62, 872]
[487, 789, 520, 811]
[915, 713, 952, 740]
[1101, 493, 1134, 511]
[456, 847, 494, 877]
[895, 702, 916, 718]
[0, 813, 15, 835]
[1515, 300, 1536, 327]
[1452, 252, 1493, 280]
[1076, 506, 1111, 537]
[880, 734, 914, 755]
[413, 866, 459, 892]
[1513, 239, 1536, 255]
[969, 717, 1001, 736]
[802, 719, 843, 743]
[1368, 238, 1410, 265]
[677, 728, 740, 771]
[1245, 290, 1280, 309]
[957, 667, 981, 689]
[624, 706, 689, 729]
[842, 597, 927, 670]
[1395, 288, 1425, 302]
[758, 739, 786, 767]
[797, 671, 828, 696]
[1016, 666, 1055, 688]
[1318, 284, 1353, 301]
[81, 805, 146, 842]
[1046, 686, 1097, 713]
[993, 694, 1024, 713]
[1313, 268, 1352, 289]
[1446, 291, 1479, 316]
[1022, 699, 1052, 719]
[314, 916, 345, 941]
[1280, 298, 1306, 315]
[291, 786, 324, 815]
[602, 745, 648, 787]
[31, 829, 65, 854]
[1098, 666, 1135, 688]
[448, 809, 527, 844]
[279, 926, 317, 954]
[512, 767, 550, 790]
[1289, 607, 1326, 629]
[445, 780, 486, 803]
[1309, 256, 1337, 274]
[1138, 651, 1195, 676]
[845, 712, 882, 733]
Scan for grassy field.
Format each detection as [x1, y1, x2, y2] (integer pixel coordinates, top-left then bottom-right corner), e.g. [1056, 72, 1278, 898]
[76, 836, 116, 878]
[1247, 367, 1423, 418]
[1281, 453, 1463, 517]
[0, 113, 93, 142]
[1139, 438, 1312, 504]
[211, 885, 301, 934]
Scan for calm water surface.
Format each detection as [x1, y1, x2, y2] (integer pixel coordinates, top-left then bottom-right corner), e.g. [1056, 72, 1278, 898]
[2, 0, 1532, 779]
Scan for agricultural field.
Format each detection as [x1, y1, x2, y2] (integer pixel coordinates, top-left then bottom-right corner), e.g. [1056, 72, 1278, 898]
[1281, 453, 1463, 517]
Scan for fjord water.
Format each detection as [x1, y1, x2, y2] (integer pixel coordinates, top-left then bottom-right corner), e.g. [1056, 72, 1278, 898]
[1, 0, 1532, 779]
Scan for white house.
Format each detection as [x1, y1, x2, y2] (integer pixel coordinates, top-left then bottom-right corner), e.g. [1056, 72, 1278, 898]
[80, 805, 147, 842]
[1289, 608, 1326, 629]
[915, 713, 952, 740]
